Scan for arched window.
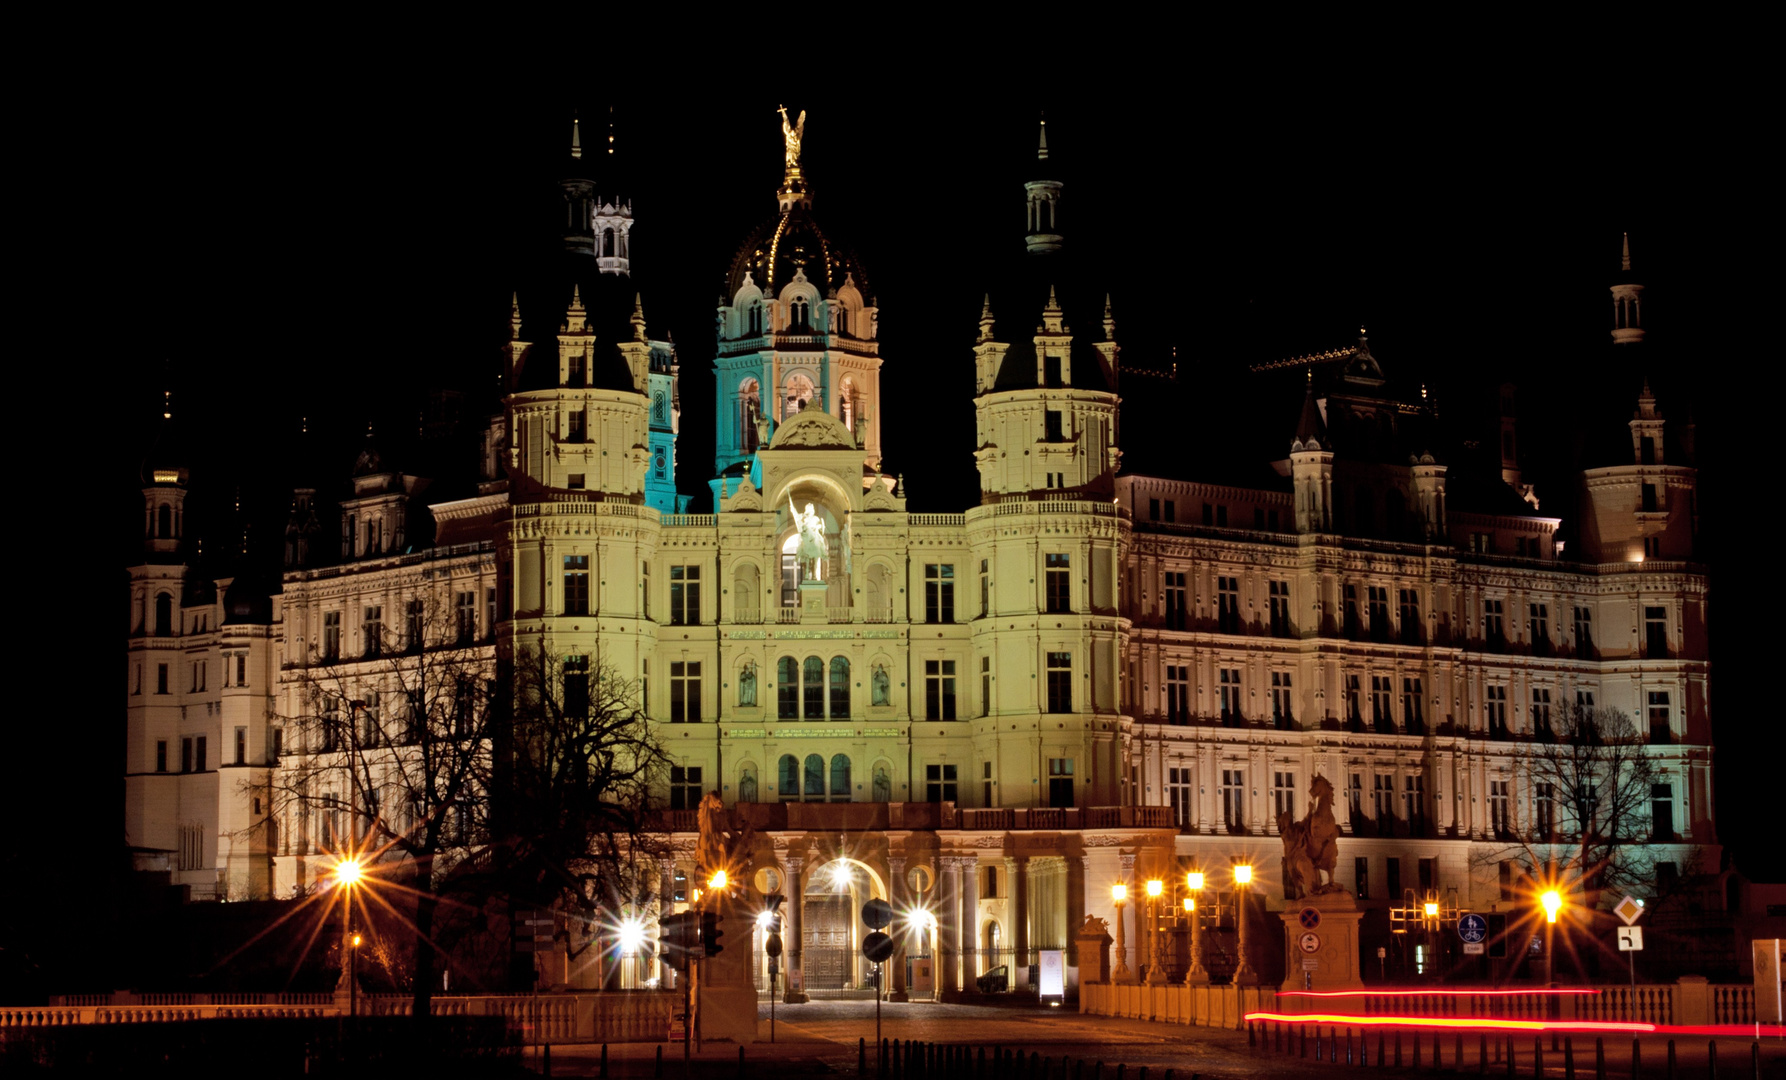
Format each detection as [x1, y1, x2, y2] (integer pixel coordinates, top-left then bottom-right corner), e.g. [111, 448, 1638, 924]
[839, 379, 856, 432]
[739, 378, 762, 452]
[830, 755, 851, 801]
[777, 656, 798, 719]
[803, 656, 824, 719]
[733, 561, 760, 624]
[830, 657, 850, 718]
[156, 503, 172, 538]
[154, 593, 173, 636]
[602, 228, 615, 256]
[749, 302, 763, 336]
[778, 754, 799, 800]
[803, 754, 825, 798]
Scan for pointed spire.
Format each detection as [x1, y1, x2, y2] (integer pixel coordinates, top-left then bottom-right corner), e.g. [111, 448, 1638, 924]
[563, 284, 588, 334]
[1040, 285, 1067, 333]
[509, 292, 523, 341]
[568, 284, 584, 313]
[570, 113, 583, 160]
[1621, 231, 1631, 272]
[631, 293, 648, 342]
[607, 104, 616, 156]
[1292, 373, 1327, 451]
[977, 293, 996, 344]
[1037, 112, 1049, 161]
[1102, 293, 1116, 341]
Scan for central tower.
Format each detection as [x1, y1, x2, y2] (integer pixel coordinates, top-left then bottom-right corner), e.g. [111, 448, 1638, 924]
[710, 108, 883, 503]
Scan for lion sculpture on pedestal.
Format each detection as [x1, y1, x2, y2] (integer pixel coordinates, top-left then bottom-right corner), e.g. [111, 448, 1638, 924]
[1279, 774, 1344, 898]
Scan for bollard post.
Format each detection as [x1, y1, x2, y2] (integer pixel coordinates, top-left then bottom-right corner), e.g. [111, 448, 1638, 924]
[1753, 1042, 1762, 1080]
[1535, 1037, 1545, 1080]
[1411, 1031, 1420, 1071]
[1596, 1037, 1605, 1080]
[860, 1037, 867, 1077]
[1480, 1033, 1488, 1074]
[1397, 1030, 1405, 1069]
[738, 1045, 746, 1078]
[1631, 1040, 1640, 1080]
[1667, 1039, 1676, 1080]
[1436, 1030, 1444, 1069]
[602, 1042, 609, 1079]
[1302, 1024, 1309, 1059]
[1379, 1032, 1387, 1068]
[1564, 1036, 1574, 1080]
[654, 1043, 663, 1078]
[1506, 1036, 1515, 1079]
[1707, 1040, 1717, 1080]
[1457, 1032, 1464, 1069]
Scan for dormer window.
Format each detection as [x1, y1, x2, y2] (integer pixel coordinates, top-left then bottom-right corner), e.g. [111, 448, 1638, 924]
[602, 228, 615, 257]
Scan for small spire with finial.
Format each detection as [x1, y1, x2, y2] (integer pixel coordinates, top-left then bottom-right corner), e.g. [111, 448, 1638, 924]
[977, 294, 996, 343]
[1102, 293, 1116, 341]
[631, 293, 648, 342]
[1037, 111, 1049, 161]
[607, 105, 615, 155]
[1622, 232, 1631, 272]
[162, 388, 172, 421]
[570, 112, 582, 160]
[509, 291, 523, 341]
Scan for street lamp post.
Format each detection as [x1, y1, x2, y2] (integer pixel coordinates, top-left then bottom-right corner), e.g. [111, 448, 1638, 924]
[1183, 871, 1208, 984]
[1144, 879, 1164, 985]
[1540, 889, 1562, 989]
[1423, 899, 1440, 980]
[335, 858, 363, 1019]
[1110, 884, 1131, 982]
[1232, 863, 1258, 986]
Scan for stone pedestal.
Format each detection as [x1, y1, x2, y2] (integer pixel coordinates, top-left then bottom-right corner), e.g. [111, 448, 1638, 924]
[1076, 918, 1113, 985]
[699, 891, 761, 1043]
[799, 580, 828, 622]
[1279, 891, 1366, 995]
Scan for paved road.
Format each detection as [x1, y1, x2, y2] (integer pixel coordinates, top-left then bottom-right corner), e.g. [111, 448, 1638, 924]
[525, 1000, 1786, 1079]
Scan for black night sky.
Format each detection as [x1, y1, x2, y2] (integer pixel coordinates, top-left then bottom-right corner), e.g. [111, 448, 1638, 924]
[18, 40, 1769, 994]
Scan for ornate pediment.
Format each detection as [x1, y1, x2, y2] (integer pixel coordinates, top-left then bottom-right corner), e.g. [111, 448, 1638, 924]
[768, 406, 857, 451]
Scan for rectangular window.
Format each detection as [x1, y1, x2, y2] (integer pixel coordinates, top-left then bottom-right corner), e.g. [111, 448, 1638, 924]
[1348, 773, 1364, 824]
[1401, 676, 1424, 733]
[1047, 757, 1075, 808]
[1490, 779, 1511, 838]
[1641, 483, 1657, 512]
[1373, 773, 1395, 823]
[980, 656, 991, 717]
[362, 605, 383, 658]
[156, 740, 168, 773]
[1164, 499, 1175, 522]
[564, 655, 589, 718]
[1046, 653, 1072, 713]
[1398, 588, 1421, 645]
[1270, 671, 1293, 729]
[1268, 580, 1290, 637]
[669, 766, 703, 811]
[486, 587, 498, 633]
[1166, 664, 1190, 724]
[1419, 856, 1437, 894]
[181, 736, 193, 773]
[1218, 668, 1241, 723]
[455, 592, 475, 644]
[234, 727, 246, 765]
[194, 736, 207, 773]
[1647, 691, 1671, 744]
[1164, 571, 1187, 630]
[271, 728, 282, 761]
[1535, 782, 1556, 841]
[1404, 774, 1426, 831]
[1344, 674, 1361, 726]
[1499, 861, 1516, 901]
[1644, 606, 1667, 658]
[454, 678, 475, 736]
[830, 659, 850, 718]
[982, 760, 994, 807]
[925, 763, 958, 803]
[1044, 409, 1064, 441]
[1483, 599, 1505, 646]
[925, 564, 955, 623]
[1216, 576, 1240, 633]
[556, 555, 588, 616]
[1044, 553, 1071, 613]
[1532, 687, 1552, 737]
[1344, 584, 1361, 638]
[670, 661, 701, 723]
[1368, 586, 1390, 642]
[1220, 768, 1245, 831]
[1370, 674, 1392, 732]
[1529, 603, 1550, 647]
[1651, 783, 1674, 840]
[1168, 766, 1193, 828]
[1202, 502, 1214, 526]
[777, 657, 798, 719]
[670, 565, 701, 625]
[1354, 856, 1370, 900]
[926, 659, 957, 720]
[157, 663, 169, 695]
[1485, 683, 1508, 736]
[1272, 771, 1296, 820]
[567, 408, 586, 443]
[1573, 606, 1593, 653]
[979, 559, 989, 618]
[1149, 497, 1160, 521]
[322, 611, 341, 660]
[1386, 858, 1402, 903]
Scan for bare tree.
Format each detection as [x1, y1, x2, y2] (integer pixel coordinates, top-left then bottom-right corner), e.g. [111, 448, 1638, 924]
[1475, 705, 1699, 913]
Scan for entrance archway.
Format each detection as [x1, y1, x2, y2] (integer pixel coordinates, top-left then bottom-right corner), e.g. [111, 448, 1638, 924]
[802, 857, 887, 990]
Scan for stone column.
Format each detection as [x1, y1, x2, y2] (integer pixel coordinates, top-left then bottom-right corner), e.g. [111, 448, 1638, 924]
[1118, 851, 1137, 978]
[960, 856, 980, 984]
[784, 850, 808, 1003]
[888, 854, 909, 1001]
[939, 857, 962, 997]
[1068, 856, 1088, 970]
[1007, 854, 1030, 992]
[657, 856, 675, 988]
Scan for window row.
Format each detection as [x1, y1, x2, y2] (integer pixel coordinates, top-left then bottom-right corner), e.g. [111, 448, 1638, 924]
[308, 590, 497, 661]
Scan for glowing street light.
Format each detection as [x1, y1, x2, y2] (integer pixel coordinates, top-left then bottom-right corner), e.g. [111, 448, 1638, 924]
[1540, 888, 1565, 988]
[1233, 863, 1258, 986]
[1184, 870, 1208, 984]
[1110, 883, 1131, 982]
[1540, 890, 1562, 923]
[709, 869, 729, 892]
[618, 917, 647, 956]
[334, 856, 364, 1019]
[334, 857, 363, 887]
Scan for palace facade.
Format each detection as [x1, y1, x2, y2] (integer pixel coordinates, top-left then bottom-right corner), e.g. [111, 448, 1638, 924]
[125, 117, 1709, 997]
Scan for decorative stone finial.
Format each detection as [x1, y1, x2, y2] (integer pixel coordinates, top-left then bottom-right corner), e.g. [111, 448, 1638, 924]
[570, 113, 582, 160]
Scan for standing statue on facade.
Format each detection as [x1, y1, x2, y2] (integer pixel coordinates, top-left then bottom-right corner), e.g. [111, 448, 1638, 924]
[1279, 774, 1344, 898]
[778, 105, 806, 168]
[871, 663, 891, 706]
[738, 660, 757, 707]
[790, 498, 826, 581]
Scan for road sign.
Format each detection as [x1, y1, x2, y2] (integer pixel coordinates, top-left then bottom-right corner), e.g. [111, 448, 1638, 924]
[862, 898, 893, 931]
[1458, 914, 1488, 943]
[1298, 907, 1322, 930]
[863, 930, 895, 963]
[1463, 942, 1486, 955]
[1299, 931, 1322, 953]
[1617, 926, 1644, 952]
[1302, 958, 1320, 971]
[1614, 894, 1645, 926]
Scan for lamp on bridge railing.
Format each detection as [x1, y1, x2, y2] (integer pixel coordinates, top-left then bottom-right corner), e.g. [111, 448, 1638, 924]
[1184, 870, 1208, 984]
[1110, 883, 1131, 982]
[1144, 879, 1165, 985]
[1232, 863, 1258, 986]
[1540, 888, 1564, 989]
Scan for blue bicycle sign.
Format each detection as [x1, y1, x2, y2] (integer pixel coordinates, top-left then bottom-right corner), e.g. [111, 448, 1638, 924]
[1457, 913, 1488, 943]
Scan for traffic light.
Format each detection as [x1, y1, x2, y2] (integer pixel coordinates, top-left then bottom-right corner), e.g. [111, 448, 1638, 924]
[701, 910, 725, 957]
[658, 911, 697, 972]
[764, 893, 784, 959]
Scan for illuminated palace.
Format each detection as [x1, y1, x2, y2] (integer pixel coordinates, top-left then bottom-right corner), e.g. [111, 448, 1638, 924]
[125, 116, 1710, 997]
